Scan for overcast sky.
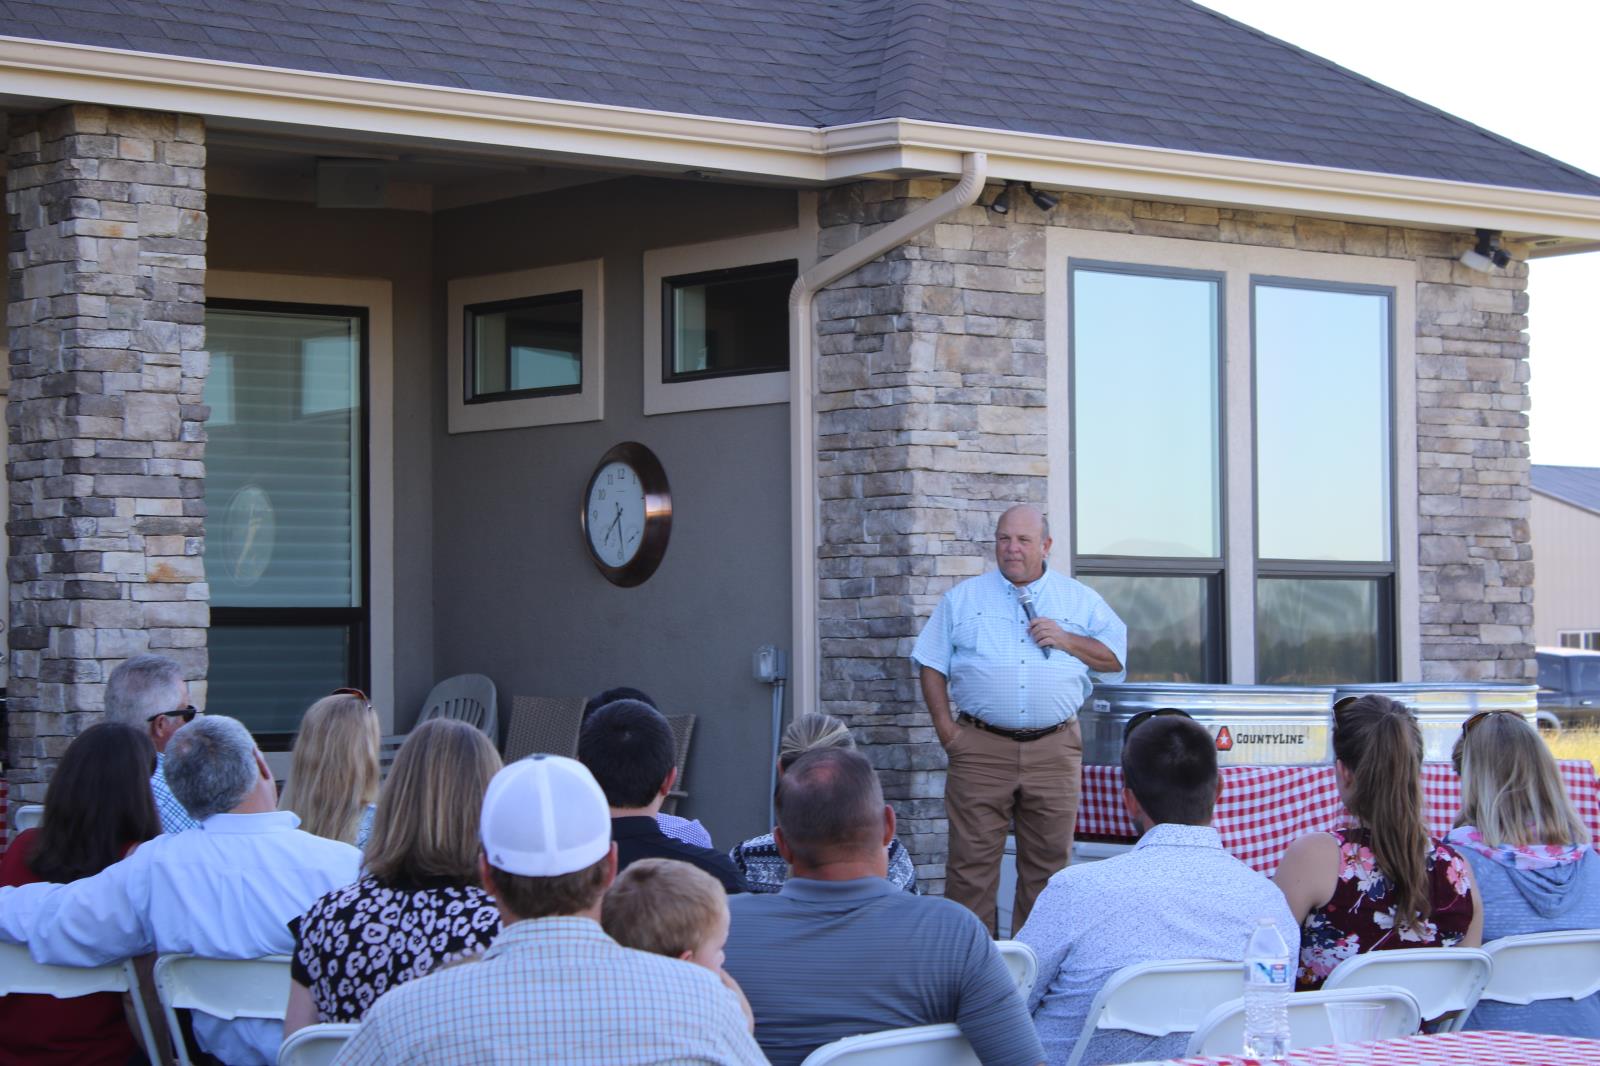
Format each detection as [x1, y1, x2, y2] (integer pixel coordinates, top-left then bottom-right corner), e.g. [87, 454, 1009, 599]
[1198, 0, 1600, 469]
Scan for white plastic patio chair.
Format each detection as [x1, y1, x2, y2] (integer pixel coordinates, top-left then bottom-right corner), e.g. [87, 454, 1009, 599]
[1479, 929, 1600, 1008]
[1185, 984, 1422, 1056]
[153, 953, 293, 1066]
[277, 1021, 360, 1066]
[995, 939, 1038, 998]
[1321, 946, 1492, 1032]
[14, 804, 44, 832]
[0, 942, 160, 1056]
[1063, 958, 1243, 1066]
[800, 1023, 978, 1065]
[418, 673, 498, 745]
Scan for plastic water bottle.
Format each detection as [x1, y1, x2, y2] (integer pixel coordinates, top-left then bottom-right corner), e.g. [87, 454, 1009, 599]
[1242, 917, 1291, 1059]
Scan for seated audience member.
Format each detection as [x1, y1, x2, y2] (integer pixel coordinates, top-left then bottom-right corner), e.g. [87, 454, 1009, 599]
[1018, 711, 1299, 1066]
[602, 857, 754, 1028]
[722, 749, 1043, 1066]
[578, 699, 748, 893]
[286, 719, 504, 1036]
[1276, 694, 1481, 991]
[280, 689, 381, 847]
[729, 713, 918, 893]
[1449, 710, 1600, 1034]
[103, 654, 200, 833]
[0, 716, 360, 1066]
[586, 685, 712, 848]
[0, 723, 162, 1065]
[333, 756, 764, 1065]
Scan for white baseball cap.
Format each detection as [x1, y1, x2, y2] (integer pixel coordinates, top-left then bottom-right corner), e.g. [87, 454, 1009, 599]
[480, 754, 613, 877]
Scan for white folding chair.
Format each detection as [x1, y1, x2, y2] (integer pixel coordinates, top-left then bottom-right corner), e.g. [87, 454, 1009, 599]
[995, 939, 1038, 998]
[0, 942, 160, 1055]
[1321, 947, 1492, 1032]
[1480, 929, 1600, 1008]
[14, 804, 44, 832]
[800, 1023, 979, 1065]
[1185, 984, 1422, 1057]
[153, 954, 293, 1066]
[1063, 959, 1242, 1066]
[418, 674, 498, 745]
[277, 1022, 360, 1066]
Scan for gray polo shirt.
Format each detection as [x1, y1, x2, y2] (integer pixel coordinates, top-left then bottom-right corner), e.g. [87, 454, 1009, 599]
[724, 876, 1044, 1066]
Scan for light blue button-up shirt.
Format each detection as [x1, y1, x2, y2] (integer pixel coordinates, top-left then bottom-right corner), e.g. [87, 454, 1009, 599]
[912, 568, 1127, 730]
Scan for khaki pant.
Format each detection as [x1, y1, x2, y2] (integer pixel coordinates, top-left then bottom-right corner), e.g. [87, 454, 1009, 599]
[943, 718, 1082, 936]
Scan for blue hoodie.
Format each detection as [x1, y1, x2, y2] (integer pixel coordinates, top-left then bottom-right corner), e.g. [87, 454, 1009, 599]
[1457, 843, 1600, 1035]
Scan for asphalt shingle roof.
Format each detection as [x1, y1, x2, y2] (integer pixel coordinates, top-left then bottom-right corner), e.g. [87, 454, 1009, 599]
[5, 0, 1599, 198]
[1533, 465, 1600, 516]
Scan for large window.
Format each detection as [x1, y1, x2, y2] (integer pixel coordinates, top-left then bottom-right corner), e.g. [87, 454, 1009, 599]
[1253, 282, 1394, 683]
[205, 302, 367, 742]
[1071, 265, 1225, 682]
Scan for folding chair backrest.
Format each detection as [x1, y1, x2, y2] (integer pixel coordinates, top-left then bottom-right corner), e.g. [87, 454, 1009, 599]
[1064, 959, 1242, 1066]
[799, 1023, 980, 1065]
[154, 954, 292, 1066]
[419, 673, 498, 744]
[502, 695, 586, 760]
[995, 939, 1038, 998]
[0, 942, 159, 1055]
[14, 804, 44, 832]
[378, 735, 406, 778]
[277, 1022, 360, 1066]
[662, 714, 696, 815]
[1321, 947, 1491, 1032]
[1481, 929, 1600, 1005]
[1185, 984, 1422, 1057]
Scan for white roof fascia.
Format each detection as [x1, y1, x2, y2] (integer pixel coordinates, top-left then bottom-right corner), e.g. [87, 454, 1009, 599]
[6, 36, 1600, 244]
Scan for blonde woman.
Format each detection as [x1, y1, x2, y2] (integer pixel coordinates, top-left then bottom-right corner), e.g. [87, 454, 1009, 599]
[1449, 710, 1600, 1035]
[284, 718, 504, 1036]
[728, 713, 919, 893]
[279, 688, 381, 847]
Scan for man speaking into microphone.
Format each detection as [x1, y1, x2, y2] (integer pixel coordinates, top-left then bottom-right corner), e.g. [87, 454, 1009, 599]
[912, 504, 1126, 934]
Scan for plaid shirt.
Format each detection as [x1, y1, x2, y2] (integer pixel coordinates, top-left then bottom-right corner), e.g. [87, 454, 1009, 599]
[152, 753, 198, 834]
[334, 916, 765, 1066]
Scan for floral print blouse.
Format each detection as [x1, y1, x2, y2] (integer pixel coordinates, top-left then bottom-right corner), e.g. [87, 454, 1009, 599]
[1296, 825, 1474, 991]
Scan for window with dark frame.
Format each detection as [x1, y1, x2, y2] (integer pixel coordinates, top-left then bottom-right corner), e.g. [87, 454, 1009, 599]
[466, 290, 583, 403]
[204, 301, 370, 748]
[1070, 263, 1227, 683]
[1253, 280, 1396, 684]
[662, 259, 796, 382]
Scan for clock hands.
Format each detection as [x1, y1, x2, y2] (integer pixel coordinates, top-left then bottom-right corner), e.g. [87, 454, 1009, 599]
[604, 502, 623, 549]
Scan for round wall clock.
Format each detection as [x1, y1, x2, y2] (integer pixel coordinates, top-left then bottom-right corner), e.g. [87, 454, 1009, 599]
[581, 441, 672, 587]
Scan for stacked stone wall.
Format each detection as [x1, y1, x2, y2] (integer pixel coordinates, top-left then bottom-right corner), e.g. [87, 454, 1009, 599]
[814, 183, 1532, 890]
[4, 104, 208, 801]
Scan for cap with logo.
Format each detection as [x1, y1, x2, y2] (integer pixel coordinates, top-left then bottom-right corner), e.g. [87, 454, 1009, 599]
[480, 754, 612, 877]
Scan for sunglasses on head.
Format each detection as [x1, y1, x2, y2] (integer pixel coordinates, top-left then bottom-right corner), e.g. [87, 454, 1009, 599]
[1460, 709, 1520, 736]
[334, 687, 375, 711]
[146, 706, 197, 725]
[1123, 707, 1193, 741]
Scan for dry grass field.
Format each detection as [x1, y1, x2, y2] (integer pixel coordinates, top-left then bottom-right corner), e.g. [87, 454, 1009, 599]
[1543, 724, 1600, 773]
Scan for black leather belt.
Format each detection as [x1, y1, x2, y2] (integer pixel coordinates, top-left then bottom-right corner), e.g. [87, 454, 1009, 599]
[957, 712, 1073, 743]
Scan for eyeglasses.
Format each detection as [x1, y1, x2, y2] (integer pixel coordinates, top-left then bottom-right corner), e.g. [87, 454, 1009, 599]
[146, 706, 197, 725]
[1123, 707, 1193, 741]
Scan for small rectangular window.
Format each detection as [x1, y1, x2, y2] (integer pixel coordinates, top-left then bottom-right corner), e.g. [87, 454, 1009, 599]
[663, 260, 795, 382]
[467, 291, 583, 402]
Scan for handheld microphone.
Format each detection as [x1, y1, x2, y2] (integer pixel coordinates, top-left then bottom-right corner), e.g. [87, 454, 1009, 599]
[1016, 586, 1050, 658]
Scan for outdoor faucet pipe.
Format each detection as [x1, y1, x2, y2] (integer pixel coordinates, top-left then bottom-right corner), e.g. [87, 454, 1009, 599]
[787, 151, 989, 719]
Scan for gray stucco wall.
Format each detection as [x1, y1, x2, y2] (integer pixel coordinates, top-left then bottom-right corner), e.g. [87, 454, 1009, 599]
[432, 177, 796, 846]
[208, 196, 438, 728]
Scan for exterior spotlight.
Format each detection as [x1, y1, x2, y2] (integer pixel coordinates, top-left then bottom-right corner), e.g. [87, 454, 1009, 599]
[1460, 228, 1511, 272]
[1025, 183, 1058, 212]
[988, 183, 1012, 214]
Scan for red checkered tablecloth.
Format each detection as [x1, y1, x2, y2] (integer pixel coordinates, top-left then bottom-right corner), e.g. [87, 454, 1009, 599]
[1171, 1029, 1600, 1065]
[1078, 760, 1600, 875]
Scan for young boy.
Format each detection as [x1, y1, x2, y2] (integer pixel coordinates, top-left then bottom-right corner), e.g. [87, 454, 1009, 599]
[602, 857, 753, 1027]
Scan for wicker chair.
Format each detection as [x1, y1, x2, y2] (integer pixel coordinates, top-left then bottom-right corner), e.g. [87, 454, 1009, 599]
[502, 695, 586, 761]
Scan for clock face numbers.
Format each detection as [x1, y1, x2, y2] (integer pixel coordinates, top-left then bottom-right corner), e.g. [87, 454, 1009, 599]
[586, 461, 647, 567]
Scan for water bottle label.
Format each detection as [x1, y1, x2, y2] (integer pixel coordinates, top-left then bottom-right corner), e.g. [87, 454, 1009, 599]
[1247, 959, 1289, 986]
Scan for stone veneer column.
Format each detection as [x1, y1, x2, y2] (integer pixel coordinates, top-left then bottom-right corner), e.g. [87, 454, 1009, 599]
[5, 104, 208, 802]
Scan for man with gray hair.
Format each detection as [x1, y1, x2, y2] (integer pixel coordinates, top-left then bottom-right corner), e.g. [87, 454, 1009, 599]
[103, 654, 199, 832]
[0, 716, 359, 1064]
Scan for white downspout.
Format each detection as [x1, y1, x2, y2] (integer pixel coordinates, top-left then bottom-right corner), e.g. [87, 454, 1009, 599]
[788, 152, 989, 718]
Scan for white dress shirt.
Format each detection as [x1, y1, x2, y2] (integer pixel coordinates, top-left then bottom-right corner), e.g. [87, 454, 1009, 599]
[1017, 823, 1299, 1066]
[0, 811, 360, 1065]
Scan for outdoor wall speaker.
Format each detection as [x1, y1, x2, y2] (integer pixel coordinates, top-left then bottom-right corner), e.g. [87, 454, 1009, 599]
[316, 159, 388, 209]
